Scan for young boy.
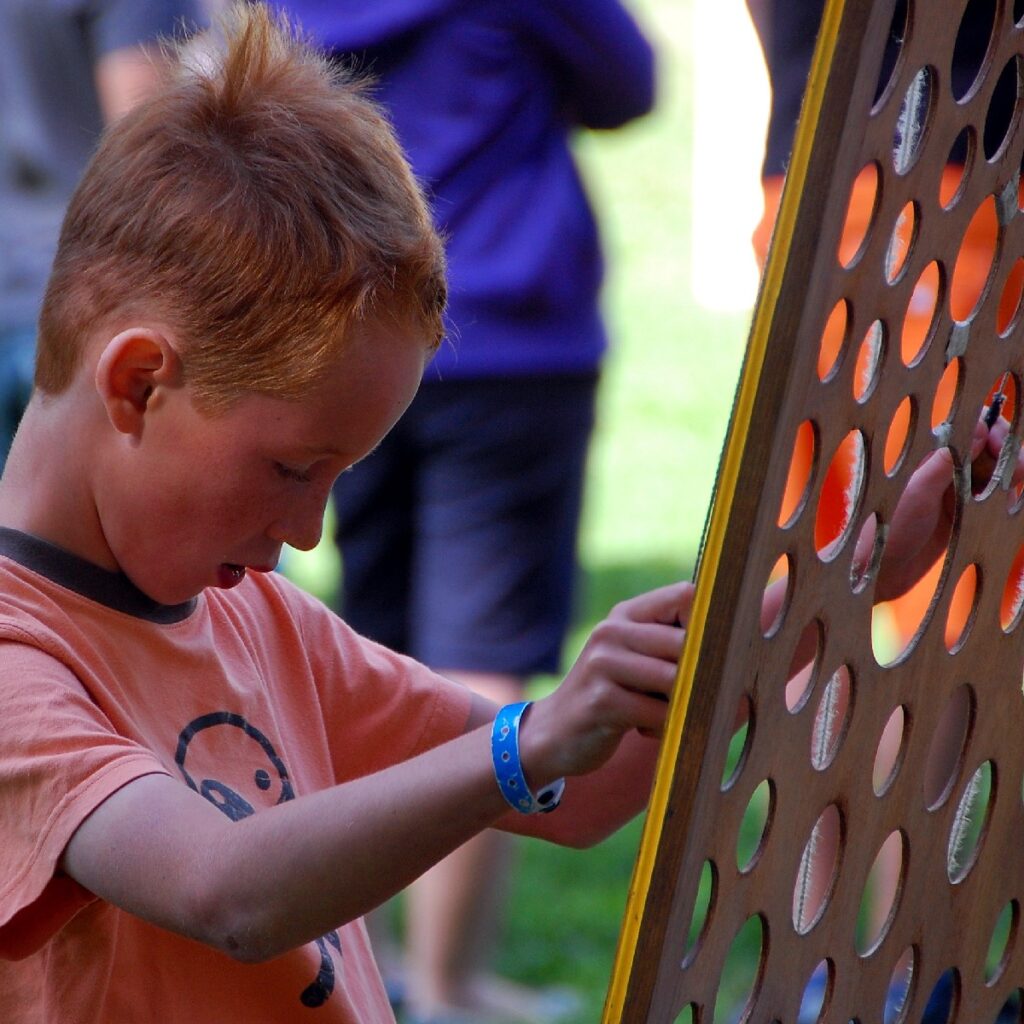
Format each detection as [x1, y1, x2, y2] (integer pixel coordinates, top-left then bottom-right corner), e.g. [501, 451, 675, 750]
[0, 7, 691, 1022]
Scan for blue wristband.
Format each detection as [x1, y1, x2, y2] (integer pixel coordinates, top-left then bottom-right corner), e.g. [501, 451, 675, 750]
[491, 701, 565, 814]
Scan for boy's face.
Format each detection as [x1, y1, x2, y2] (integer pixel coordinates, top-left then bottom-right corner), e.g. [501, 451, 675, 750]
[100, 320, 427, 605]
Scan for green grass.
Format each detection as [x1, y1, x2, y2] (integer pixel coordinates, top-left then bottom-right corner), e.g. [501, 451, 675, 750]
[284, 0, 757, 1018]
[497, 9, 751, 1014]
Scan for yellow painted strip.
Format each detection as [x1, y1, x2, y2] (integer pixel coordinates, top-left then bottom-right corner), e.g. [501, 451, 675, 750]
[601, 0, 848, 1018]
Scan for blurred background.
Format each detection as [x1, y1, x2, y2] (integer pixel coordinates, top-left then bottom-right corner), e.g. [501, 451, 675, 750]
[282, 0, 772, 1018]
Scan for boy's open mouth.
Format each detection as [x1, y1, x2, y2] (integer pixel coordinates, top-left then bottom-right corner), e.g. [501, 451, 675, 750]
[217, 563, 247, 589]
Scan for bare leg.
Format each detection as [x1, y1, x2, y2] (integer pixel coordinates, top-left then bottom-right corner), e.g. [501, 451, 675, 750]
[405, 672, 547, 1022]
[365, 902, 405, 1008]
[405, 819, 516, 1016]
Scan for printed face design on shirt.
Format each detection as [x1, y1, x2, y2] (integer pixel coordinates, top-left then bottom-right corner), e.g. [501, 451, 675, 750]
[175, 711, 295, 817]
[174, 712, 342, 1009]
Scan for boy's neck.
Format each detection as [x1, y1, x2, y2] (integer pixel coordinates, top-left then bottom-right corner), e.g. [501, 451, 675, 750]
[0, 394, 117, 573]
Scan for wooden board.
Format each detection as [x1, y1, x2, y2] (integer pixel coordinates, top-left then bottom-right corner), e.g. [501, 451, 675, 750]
[604, 0, 1024, 1020]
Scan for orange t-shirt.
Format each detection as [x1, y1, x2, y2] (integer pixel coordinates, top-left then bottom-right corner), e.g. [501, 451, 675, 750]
[0, 528, 473, 1023]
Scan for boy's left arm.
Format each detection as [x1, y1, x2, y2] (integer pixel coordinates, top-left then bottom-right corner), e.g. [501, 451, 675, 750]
[503, 729, 664, 849]
[492, 414, 1024, 848]
[465, 582, 694, 849]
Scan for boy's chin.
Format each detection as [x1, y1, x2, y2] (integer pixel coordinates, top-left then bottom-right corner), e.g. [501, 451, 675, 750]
[137, 562, 269, 605]
[130, 568, 210, 607]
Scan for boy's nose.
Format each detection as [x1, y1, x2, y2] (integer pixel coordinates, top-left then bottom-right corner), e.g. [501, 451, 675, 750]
[268, 495, 329, 552]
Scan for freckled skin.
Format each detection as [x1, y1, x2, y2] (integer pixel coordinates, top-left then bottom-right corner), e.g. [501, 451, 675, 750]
[99, 321, 428, 605]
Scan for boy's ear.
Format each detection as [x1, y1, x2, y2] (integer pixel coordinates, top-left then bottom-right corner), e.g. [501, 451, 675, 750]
[95, 328, 183, 435]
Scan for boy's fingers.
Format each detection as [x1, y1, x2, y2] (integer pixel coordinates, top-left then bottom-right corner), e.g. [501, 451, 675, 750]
[986, 416, 1024, 486]
[970, 408, 1012, 459]
[619, 621, 687, 662]
[676, 581, 696, 626]
[575, 645, 679, 702]
[969, 411, 989, 458]
[989, 415, 1011, 448]
[968, 409, 1024, 491]
[619, 652, 680, 700]
[612, 676, 675, 731]
[612, 580, 695, 627]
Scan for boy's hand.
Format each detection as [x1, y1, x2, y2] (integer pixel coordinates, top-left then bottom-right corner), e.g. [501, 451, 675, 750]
[517, 581, 694, 788]
[874, 410, 1023, 602]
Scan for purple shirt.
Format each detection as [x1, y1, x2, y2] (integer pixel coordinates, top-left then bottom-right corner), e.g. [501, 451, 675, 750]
[275, 0, 656, 379]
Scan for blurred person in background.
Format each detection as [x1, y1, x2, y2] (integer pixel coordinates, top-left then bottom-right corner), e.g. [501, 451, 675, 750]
[0, 0, 204, 472]
[265, 2, 657, 1022]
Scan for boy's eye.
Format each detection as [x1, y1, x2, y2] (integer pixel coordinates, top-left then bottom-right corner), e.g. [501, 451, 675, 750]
[273, 462, 313, 484]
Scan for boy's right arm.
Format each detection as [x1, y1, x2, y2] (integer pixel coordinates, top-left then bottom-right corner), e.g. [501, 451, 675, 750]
[58, 717, 515, 963]
[57, 582, 690, 964]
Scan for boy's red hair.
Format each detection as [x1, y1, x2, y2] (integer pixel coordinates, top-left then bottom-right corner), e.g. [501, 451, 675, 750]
[36, 3, 446, 410]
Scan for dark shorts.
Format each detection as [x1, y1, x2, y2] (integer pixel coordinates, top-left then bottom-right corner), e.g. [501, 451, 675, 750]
[331, 374, 599, 676]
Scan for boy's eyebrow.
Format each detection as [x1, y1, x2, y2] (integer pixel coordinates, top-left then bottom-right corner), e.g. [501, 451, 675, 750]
[293, 441, 385, 466]
[286, 442, 353, 461]
[298, 445, 346, 458]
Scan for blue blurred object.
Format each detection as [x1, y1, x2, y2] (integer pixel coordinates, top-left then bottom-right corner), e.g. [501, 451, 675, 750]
[919, 970, 955, 1024]
[896, 968, 1021, 1024]
[0, 326, 36, 474]
[731, 964, 1022, 1023]
[796, 963, 828, 1024]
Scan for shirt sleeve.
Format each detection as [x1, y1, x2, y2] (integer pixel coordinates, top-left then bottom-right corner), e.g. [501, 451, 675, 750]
[519, 0, 657, 129]
[266, 576, 475, 782]
[0, 637, 169, 960]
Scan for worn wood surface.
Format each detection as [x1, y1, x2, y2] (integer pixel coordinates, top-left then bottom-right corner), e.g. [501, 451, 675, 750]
[605, 0, 1024, 1020]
